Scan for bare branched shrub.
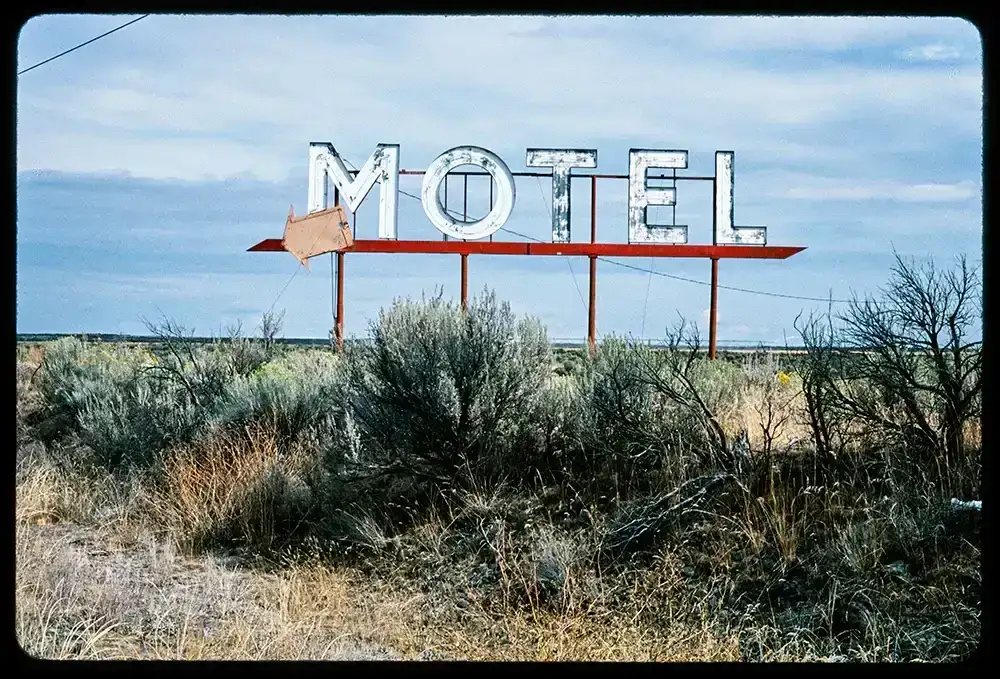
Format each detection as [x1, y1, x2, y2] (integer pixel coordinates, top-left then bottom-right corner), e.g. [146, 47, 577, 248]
[214, 310, 287, 377]
[630, 319, 744, 473]
[733, 352, 800, 458]
[796, 254, 982, 497]
[40, 313, 295, 473]
[140, 310, 285, 410]
[568, 321, 746, 507]
[793, 308, 849, 464]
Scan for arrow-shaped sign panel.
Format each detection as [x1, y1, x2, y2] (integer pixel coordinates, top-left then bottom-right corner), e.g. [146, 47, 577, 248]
[281, 205, 354, 270]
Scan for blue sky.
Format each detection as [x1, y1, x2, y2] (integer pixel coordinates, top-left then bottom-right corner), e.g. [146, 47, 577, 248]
[16, 15, 983, 344]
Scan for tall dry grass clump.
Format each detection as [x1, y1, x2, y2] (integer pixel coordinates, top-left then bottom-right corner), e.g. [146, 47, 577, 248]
[152, 424, 315, 553]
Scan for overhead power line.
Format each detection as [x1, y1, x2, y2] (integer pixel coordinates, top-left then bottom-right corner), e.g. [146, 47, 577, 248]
[596, 257, 854, 304]
[349, 159, 855, 306]
[18, 14, 150, 76]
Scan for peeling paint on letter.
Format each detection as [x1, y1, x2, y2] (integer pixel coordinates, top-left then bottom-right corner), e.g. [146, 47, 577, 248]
[307, 142, 400, 239]
[714, 151, 766, 246]
[628, 150, 688, 244]
[421, 146, 516, 240]
[526, 149, 598, 243]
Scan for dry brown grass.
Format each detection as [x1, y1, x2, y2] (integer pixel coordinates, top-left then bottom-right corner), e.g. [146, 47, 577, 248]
[16, 349, 46, 448]
[16, 462, 95, 527]
[15, 521, 403, 660]
[151, 424, 313, 553]
[426, 607, 740, 661]
[963, 418, 982, 450]
[14, 457, 747, 662]
[718, 372, 813, 452]
[16, 510, 745, 661]
[14, 339, 980, 662]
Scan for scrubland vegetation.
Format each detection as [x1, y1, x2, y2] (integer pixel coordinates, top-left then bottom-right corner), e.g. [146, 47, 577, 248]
[16, 253, 981, 661]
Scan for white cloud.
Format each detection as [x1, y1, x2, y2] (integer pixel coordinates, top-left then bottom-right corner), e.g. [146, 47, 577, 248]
[15, 15, 983, 181]
[674, 16, 978, 52]
[902, 43, 964, 62]
[780, 179, 978, 203]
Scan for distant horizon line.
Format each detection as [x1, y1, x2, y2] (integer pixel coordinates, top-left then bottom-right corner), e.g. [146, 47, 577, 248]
[14, 332, 827, 352]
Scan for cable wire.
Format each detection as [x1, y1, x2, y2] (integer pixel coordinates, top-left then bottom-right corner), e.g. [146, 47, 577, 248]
[488, 223, 853, 303]
[343, 157, 854, 305]
[18, 15, 150, 76]
[535, 176, 591, 319]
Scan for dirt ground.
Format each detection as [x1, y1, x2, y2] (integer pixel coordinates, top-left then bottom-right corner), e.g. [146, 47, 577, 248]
[16, 519, 408, 660]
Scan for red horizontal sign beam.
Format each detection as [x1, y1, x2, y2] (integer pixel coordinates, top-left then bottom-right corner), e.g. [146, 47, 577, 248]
[249, 239, 805, 259]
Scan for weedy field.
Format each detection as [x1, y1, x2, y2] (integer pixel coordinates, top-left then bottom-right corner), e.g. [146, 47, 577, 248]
[15, 254, 981, 661]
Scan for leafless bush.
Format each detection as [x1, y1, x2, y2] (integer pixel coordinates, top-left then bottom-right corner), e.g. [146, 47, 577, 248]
[794, 308, 849, 464]
[795, 253, 982, 497]
[625, 318, 745, 473]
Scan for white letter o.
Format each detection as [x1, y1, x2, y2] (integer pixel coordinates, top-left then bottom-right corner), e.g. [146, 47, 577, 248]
[421, 146, 516, 240]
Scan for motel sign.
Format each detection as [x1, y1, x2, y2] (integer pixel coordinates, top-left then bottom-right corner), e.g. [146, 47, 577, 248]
[249, 142, 805, 356]
[304, 143, 767, 247]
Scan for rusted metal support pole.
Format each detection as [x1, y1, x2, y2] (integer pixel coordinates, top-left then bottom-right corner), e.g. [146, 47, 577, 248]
[460, 254, 469, 311]
[336, 252, 345, 352]
[709, 257, 719, 360]
[588, 176, 598, 358]
[331, 188, 341, 351]
[461, 174, 469, 311]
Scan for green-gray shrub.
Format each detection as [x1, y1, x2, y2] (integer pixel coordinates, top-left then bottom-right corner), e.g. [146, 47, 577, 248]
[76, 377, 204, 470]
[30, 338, 202, 470]
[210, 350, 345, 449]
[36, 338, 142, 422]
[571, 337, 674, 492]
[35, 339, 149, 444]
[341, 289, 551, 490]
[519, 375, 588, 480]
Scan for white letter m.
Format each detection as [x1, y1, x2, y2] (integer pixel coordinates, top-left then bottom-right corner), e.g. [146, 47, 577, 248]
[307, 142, 400, 239]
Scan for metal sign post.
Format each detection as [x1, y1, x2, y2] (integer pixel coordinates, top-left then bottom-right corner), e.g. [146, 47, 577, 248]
[589, 175, 598, 357]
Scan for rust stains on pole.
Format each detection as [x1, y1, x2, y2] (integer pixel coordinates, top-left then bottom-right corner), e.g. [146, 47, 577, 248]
[331, 187, 344, 354]
[588, 175, 597, 358]
[709, 257, 719, 360]
[336, 252, 345, 353]
[332, 188, 340, 351]
[461, 254, 469, 311]
[461, 174, 469, 311]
